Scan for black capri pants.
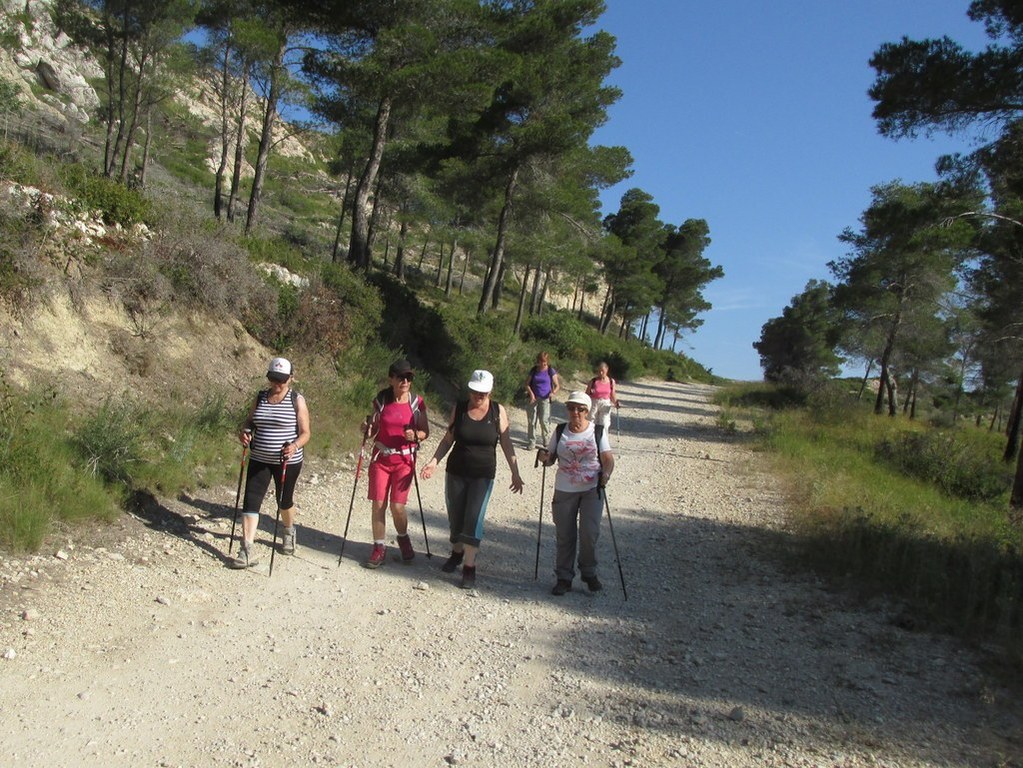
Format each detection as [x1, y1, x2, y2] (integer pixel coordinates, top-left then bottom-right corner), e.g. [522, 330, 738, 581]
[243, 458, 302, 513]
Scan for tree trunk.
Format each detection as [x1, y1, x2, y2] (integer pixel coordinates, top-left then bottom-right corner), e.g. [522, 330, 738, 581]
[138, 105, 152, 189]
[874, 307, 903, 415]
[227, 65, 249, 223]
[349, 95, 392, 270]
[117, 58, 147, 183]
[513, 264, 530, 336]
[106, 10, 130, 176]
[492, 261, 507, 309]
[1011, 444, 1023, 527]
[244, 42, 286, 235]
[857, 359, 874, 400]
[528, 264, 541, 315]
[214, 41, 233, 219]
[331, 166, 355, 263]
[459, 248, 471, 295]
[366, 173, 386, 262]
[477, 164, 519, 315]
[435, 237, 445, 289]
[1004, 367, 1023, 462]
[393, 213, 409, 281]
[416, 233, 430, 270]
[538, 268, 551, 316]
[444, 237, 456, 296]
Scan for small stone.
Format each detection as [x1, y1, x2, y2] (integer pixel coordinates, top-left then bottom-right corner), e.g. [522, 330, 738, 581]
[54, 550, 69, 561]
[728, 706, 745, 722]
[3, 648, 16, 660]
[155, 596, 170, 606]
[413, 581, 430, 591]
[315, 702, 332, 717]
[21, 609, 39, 621]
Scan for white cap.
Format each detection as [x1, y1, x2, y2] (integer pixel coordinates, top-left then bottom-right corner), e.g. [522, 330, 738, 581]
[467, 369, 494, 393]
[267, 357, 293, 381]
[566, 391, 591, 410]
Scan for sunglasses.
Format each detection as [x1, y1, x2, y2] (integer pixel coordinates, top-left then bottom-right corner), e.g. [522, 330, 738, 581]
[566, 405, 588, 413]
[393, 373, 414, 382]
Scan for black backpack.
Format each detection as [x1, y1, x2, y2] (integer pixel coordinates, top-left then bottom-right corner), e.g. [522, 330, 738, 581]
[553, 422, 606, 471]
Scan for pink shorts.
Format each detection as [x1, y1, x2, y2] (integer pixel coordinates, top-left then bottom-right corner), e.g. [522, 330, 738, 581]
[367, 455, 413, 504]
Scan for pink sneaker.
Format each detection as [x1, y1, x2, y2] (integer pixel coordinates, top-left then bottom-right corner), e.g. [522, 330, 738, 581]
[365, 544, 386, 569]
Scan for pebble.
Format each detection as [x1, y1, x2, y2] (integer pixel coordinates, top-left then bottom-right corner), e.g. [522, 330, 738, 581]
[21, 609, 39, 621]
[3, 648, 16, 660]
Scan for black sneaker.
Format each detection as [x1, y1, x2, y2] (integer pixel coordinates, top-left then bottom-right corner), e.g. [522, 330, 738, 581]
[551, 579, 572, 596]
[460, 565, 476, 590]
[583, 575, 603, 592]
[441, 551, 464, 573]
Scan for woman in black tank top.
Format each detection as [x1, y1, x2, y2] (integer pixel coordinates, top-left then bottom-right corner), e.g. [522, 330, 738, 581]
[421, 370, 524, 589]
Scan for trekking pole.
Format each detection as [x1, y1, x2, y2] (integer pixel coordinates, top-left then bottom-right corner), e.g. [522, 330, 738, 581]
[269, 446, 288, 578]
[601, 487, 627, 600]
[338, 418, 370, 565]
[228, 430, 251, 555]
[410, 440, 432, 559]
[615, 406, 621, 441]
[533, 449, 547, 579]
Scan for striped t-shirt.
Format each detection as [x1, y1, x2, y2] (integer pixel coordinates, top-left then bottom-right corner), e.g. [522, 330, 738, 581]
[250, 389, 304, 465]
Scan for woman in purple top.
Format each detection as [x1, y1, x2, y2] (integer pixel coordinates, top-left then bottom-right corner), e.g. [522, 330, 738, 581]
[524, 351, 560, 449]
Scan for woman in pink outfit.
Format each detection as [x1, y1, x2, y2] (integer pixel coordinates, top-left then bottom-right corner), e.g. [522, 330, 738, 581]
[585, 361, 620, 435]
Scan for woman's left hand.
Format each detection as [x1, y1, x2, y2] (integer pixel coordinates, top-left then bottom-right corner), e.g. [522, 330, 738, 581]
[509, 473, 524, 494]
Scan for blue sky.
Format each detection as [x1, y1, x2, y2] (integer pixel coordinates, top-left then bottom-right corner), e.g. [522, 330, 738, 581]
[591, 1, 992, 380]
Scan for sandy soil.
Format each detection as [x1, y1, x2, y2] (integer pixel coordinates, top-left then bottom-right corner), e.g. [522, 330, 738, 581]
[0, 380, 1020, 767]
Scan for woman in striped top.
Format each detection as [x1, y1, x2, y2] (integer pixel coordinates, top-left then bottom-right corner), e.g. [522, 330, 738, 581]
[229, 357, 311, 569]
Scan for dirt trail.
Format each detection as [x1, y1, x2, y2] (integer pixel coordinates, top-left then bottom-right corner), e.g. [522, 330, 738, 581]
[0, 380, 1019, 767]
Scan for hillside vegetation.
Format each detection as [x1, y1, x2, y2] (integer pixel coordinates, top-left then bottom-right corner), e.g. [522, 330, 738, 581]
[0, 1, 715, 552]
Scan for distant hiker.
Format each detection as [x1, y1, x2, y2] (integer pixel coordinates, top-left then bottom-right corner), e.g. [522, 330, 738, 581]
[537, 391, 614, 596]
[420, 369, 524, 589]
[524, 351, 560, 450]
[586, 361, 620, 438]
[230, 357, 311, 569]
[363, 359, 430, 569]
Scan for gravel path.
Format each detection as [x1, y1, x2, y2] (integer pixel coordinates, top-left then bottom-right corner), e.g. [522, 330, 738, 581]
[1, 380, 1019, 767]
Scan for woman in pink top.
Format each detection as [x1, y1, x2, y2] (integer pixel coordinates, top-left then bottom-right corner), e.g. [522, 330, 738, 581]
[585, 361, 620, 434]
[363, 359, 430, 568]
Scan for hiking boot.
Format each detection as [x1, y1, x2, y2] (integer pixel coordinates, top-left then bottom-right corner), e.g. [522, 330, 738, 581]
[365, 544, 386, 569]
[460, 565, 476, 590]
[281, 526, 296, 555]
[583, 575, 603, 593]
[228, 544, 258, 570]
[397, 534, 415, 563]
[441, 551, 464, 573]
[551, 579, 572, 596]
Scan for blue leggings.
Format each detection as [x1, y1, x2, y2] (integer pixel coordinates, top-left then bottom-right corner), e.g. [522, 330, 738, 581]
[445, 473, 494, 548]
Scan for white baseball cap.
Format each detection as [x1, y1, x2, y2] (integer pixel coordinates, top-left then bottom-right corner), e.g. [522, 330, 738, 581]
[566, 391, 591, 410]
[267, 357, 293, 382]
[467, 369, 494, 393]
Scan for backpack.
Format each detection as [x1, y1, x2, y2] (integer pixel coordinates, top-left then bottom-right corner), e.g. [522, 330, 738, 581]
[253, 387, 300, 418]
[373, 388, 423, 426]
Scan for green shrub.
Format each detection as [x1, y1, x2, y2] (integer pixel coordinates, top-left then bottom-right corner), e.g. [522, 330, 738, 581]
[58, 164, 153, 227]
[876, 430, 1012, 502]
[72, 399, 147, 485]
[522, 312, 589, 361]
[240, 234, 308, 273]
[0, 377, 118, 550]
